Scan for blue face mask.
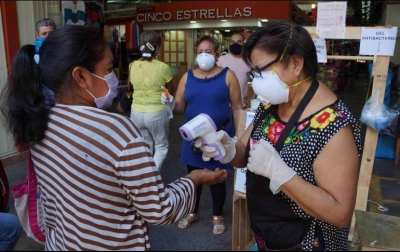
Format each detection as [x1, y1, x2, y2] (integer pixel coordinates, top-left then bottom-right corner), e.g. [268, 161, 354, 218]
[85, 70, 119, 109]
[33, 36, 46, 54]
[33, 37, 46, 64]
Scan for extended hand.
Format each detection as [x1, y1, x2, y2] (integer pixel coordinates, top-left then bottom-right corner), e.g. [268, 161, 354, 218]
[161, 91, 175, 110]
[195, 130, 236, 164]
[188, 168, 228, 186]
[247, 139, 296, 194]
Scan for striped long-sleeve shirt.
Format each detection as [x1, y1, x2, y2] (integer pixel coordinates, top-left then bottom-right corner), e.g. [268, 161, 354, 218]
[30, 104, 195, 251]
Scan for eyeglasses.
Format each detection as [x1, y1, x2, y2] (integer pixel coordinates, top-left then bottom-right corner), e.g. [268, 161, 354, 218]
[246, 56, 279, 80]
[247, 27, 294, 81]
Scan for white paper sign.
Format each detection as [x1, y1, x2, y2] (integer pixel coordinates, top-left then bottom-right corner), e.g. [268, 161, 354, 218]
[316, 1, 347, 39]
[359, 27, 398, 56]
[313, 38, 328, 63]
[234, 168, 248, 193]
[245, 111, 255, 129]
[234, 111, 255, 194]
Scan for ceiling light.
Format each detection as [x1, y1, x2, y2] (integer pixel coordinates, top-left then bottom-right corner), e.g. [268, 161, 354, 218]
[190, 21, 196, 24]
[225, 30, 230, 32]
[221, 19, 227, 22]
[260, 19, 268, 22]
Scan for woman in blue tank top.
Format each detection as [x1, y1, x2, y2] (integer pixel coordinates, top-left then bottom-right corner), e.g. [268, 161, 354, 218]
[172, 35, 243, 235]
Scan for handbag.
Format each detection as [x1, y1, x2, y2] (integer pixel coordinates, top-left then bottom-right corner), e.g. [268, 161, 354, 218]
[11, 152, 46, 244]
[0, 159, 9, 212]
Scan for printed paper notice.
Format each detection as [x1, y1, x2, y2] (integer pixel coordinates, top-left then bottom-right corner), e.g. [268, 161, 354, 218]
[234, 168, 248, 194]
[359, 27, 398, 56]
[234, 111, 255, 194]
[313, 38, 327, 63]
[245, 111, 255, 129]
[316, 1, 347, 39]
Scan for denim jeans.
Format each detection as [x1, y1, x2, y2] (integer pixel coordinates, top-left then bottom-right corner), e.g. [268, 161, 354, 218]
[0, 213, 21, 251]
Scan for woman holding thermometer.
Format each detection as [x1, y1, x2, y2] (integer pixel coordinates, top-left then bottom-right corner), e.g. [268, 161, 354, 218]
[196, 21, 361, 250]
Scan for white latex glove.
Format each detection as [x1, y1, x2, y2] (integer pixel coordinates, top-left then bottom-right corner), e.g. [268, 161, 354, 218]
[247, 139, 296, 194]
[195, 130, 237, 164]
[161, 91, 175, 111]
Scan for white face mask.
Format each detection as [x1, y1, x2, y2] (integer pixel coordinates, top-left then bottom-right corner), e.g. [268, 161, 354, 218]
[251, 28, 301, 105]
[252, 70, 289, 105]
[196, 53, 215, 71]
[86, 70, 119, 109]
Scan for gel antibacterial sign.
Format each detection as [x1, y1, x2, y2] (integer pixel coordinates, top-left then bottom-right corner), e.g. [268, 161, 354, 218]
[359, 27, 398, 56]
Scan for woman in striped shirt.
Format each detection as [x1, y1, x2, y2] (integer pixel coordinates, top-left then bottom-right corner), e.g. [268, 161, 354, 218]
[1, 25, 227, 251]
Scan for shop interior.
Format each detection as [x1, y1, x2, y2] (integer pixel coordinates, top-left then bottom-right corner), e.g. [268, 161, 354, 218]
[100, 0, 370, 97]
[103, 23, 259, 95]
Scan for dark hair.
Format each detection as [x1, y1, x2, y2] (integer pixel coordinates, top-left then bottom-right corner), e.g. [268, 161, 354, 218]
[242, 21, 318, 79]
[0, 25, 107, 146]
[194, 35, 219, 53]
[231, 33, 245, 42]
[140, 30, 161, 61]
[35, 18, 57, 35]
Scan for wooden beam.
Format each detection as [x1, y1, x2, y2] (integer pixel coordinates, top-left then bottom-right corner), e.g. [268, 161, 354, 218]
[302, 26, 393, 241]
[327, 55, 374, 61]
[349, 55, 391, 240]
[304, 26, 363, 40]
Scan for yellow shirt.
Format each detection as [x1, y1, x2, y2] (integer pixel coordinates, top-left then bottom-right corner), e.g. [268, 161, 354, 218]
[130, 60, 173, 112]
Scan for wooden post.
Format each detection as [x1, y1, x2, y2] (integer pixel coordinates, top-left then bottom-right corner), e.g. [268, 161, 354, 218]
[348, 55, 390, 240]
[303, 26, 392, 240]
[232, 110, 255, 251]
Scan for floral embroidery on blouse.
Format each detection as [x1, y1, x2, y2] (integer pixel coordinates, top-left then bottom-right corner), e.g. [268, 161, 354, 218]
[263, 104, 348, 146]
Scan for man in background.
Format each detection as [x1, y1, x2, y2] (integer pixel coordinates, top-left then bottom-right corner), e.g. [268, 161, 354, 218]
[35, 18, 56, 39]
[33, 19, 57, 104]
[217, 33, 255, 108]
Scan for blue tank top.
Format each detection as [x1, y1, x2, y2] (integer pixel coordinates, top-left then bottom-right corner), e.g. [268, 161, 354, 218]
[181, 67, 234, 170]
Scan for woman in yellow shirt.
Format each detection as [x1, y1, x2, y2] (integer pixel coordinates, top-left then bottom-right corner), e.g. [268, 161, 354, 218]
[129, 30, 174, 171]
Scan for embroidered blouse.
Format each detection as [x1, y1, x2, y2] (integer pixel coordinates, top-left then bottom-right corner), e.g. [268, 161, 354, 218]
[247, 99, 362, 251]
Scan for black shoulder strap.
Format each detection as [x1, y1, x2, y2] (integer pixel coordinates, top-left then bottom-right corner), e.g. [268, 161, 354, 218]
[246, 79, 319, 157]
[274, 79, 319, 152]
